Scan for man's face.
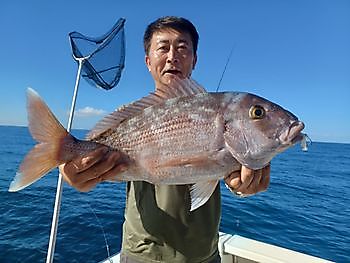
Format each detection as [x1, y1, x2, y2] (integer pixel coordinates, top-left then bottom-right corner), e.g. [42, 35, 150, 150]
[145, 29, 197, 90]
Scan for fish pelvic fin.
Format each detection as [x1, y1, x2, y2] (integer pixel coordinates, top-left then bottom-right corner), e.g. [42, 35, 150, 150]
[9, 88, 69, 192]
[189, 180, 219, 211]
[87, 78, 207, 140]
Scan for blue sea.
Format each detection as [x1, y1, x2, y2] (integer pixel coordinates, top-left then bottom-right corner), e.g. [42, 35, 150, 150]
[0, 125, 349, 262]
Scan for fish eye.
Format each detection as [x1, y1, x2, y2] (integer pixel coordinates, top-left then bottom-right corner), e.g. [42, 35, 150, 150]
[249, 105, 265, 119]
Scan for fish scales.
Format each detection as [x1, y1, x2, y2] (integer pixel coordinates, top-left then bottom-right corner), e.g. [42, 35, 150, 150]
[95, 94, 223, 153]
[93, 93, 234, 183]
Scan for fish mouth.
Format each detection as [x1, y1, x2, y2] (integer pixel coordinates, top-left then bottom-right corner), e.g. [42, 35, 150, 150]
[279, 121, 305, 145]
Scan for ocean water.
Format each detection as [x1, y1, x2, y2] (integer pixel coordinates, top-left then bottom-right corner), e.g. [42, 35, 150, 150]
[0, 125, 349, 262]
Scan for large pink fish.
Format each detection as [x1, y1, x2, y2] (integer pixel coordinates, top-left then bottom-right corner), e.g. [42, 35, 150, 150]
[9, 79, 305, 211]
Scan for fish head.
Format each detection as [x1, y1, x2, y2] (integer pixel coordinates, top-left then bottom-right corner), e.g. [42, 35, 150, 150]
[223, 92, 305, 169]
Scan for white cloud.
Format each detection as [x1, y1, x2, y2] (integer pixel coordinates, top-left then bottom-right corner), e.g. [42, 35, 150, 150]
[74, 106, 107, 118]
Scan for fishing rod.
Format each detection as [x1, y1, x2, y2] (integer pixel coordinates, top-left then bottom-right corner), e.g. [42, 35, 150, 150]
[216, 43, 236, 92]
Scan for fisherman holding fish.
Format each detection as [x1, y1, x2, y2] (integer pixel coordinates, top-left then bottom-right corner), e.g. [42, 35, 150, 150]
[10, 16, 306, 262]
[61, 17, 270, 263]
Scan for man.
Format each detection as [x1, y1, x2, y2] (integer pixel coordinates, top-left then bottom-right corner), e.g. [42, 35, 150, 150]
[60, 16, 270, 262]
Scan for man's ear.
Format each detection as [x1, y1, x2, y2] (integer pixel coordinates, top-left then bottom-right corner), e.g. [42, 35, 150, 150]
[145, 55, 151, 71]
[192, 54, 197, 70]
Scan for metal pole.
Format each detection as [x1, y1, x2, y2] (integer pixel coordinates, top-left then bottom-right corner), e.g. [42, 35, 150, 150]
[46, 58, 85, 263]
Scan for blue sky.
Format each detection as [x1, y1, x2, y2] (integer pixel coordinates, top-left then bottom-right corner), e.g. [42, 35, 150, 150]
[1, 0, 349, 143]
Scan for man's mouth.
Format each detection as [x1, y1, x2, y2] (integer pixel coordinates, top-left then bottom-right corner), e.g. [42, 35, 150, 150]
[163, 69, 182, 77]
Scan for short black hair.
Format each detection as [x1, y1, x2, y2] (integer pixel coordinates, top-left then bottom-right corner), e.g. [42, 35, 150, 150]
[143, 16, 199, 55]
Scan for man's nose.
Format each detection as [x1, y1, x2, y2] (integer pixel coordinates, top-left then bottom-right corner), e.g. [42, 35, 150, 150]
[166, 46, 179, 63]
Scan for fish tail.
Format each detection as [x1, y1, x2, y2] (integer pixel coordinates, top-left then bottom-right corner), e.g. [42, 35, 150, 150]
[9, 88, 71, 192]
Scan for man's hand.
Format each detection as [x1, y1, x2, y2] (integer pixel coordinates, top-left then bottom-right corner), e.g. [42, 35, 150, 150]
[59, 146, 127, 192]
[224, 164, 270, 196]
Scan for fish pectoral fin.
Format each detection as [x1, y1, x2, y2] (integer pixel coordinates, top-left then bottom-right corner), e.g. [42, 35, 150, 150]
[189, 180, 219, 211]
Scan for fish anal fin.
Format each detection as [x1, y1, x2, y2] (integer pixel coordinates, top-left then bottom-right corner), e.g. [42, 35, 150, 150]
[190, 180, 219, 211]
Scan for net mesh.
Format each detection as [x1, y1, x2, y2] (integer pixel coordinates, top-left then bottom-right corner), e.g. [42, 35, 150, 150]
[69, 18, 126, 90]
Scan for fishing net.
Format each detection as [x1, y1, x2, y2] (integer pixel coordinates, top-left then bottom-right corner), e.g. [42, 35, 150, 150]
[69, 18, 126, 90]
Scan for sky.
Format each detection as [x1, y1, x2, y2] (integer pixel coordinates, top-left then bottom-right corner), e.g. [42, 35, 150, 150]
[0, 0, 349, 143]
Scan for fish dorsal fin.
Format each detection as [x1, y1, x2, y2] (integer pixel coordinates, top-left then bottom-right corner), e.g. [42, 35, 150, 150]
[157, 77, 206, 97]
[87, 78, 206, 140]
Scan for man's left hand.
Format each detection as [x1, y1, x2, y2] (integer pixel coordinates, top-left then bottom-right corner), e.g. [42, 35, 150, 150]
[224, 164, 270, 196]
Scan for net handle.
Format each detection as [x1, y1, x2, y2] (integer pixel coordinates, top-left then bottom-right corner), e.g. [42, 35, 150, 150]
[46, 57, 86, 263]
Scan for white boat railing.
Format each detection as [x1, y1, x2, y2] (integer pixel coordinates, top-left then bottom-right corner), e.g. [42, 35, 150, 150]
[218, 232, 334, 263]
[99, 232, 334, 263]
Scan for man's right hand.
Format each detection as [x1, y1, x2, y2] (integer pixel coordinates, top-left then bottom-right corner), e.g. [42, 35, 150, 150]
[59, 146, 127, 192]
